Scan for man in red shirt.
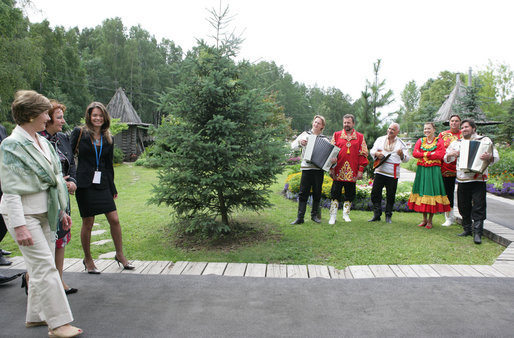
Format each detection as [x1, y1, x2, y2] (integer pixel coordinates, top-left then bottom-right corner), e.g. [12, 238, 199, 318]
[328, 114, 369, 224]
[438, 114, 462, 226]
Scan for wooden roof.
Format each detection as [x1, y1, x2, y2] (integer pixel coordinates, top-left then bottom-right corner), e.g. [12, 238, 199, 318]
[106, 88, 150, 125]
[433, 74, 489, 123]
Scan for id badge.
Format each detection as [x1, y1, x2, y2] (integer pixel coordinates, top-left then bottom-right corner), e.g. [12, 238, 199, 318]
[93, 170, 102, 184]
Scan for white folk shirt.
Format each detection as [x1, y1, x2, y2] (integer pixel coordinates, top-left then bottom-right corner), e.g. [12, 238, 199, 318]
[370, 135, 410, 179]
[444, 134, 499, 183]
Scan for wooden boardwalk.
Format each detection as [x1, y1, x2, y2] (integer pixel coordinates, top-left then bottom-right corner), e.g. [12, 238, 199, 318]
[2, 217, 514, 280]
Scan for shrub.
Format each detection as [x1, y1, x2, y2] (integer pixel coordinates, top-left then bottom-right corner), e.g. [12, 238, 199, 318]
[401, 157, 418, 172]
[113, 145, 124, 164]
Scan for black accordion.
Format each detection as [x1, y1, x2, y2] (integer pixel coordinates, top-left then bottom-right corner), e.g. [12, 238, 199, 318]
[304, 135, 340, 172]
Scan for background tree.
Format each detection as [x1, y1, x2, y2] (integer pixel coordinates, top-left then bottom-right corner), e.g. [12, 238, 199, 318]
[355, 59, 393, 177]
[398, 80, 419, 134]
[417, 71, 458, 124]
[0, 0, 42, 120]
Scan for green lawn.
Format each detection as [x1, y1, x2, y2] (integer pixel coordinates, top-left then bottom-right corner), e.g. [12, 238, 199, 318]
[1, 164, 504, 269]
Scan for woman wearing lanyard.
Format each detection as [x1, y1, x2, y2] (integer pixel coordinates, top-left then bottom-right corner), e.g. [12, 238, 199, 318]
[70, 102, 134, 274]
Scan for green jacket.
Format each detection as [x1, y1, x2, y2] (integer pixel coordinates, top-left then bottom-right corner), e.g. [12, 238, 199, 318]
[0, 126, 68, 231]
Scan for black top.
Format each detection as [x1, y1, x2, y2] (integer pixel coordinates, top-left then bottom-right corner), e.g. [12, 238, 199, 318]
[70, 127, 117, 195]
[39, 131, 77, 184]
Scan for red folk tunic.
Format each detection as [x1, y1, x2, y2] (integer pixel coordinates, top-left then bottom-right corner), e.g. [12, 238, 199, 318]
[438, 129, 462, 177]
[330, 129, 368, 182]
[412, 136, 446, 167]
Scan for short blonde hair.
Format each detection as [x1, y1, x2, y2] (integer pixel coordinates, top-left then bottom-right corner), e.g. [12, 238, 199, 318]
[11, 90, 51, 125]
[313, 115, 326, 131]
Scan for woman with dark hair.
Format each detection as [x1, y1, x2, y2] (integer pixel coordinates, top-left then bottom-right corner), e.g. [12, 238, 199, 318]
[408, 122, 451, 229]
[0, 90, 82, 337]
[71, 102, 134, 273]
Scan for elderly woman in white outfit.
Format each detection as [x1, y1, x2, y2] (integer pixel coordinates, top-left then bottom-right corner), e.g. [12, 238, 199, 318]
[0, 90, 82, 337]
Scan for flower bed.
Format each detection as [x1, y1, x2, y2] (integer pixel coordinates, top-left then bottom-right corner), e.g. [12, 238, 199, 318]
[284, 172, 415, 212]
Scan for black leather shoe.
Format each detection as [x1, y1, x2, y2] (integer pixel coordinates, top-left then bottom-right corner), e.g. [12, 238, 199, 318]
[0, 249, 11, 256]
[311, 216, 321, 223]
[65, 287, 78, 295]
[385, 216, 392, 224]
[290, 218, 304, 225]
[0, 255, 12, 266]
[474, 233, 482, 244]
[368, 215, 381, 222]
[0, 272, 22, 285]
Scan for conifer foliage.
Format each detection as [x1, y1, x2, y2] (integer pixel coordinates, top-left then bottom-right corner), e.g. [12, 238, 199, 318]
[150, 42, 288, 234]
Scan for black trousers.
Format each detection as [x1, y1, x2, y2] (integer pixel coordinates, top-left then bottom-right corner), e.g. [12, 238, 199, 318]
[443, 176, 457, 208]
[298, 169, 325, 217]
[457, 181, 486, 225]
[371, 173, 398, 217]
[330, 180, 356, 203]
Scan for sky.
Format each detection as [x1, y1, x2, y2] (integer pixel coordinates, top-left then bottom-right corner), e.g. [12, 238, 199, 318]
[24, 0, 514, 113]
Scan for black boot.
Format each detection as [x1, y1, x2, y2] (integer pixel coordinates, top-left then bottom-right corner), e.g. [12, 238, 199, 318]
[311, 201, 321, 223]
[291, 200, 307, 225]
[473, 220, 484, 244]
[368, 204, 381, 222]
[385, 214, 392, 224]
[458, 224, 472, 237]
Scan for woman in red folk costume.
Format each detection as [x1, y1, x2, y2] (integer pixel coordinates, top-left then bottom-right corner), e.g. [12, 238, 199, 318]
[328, 114, 368, 224]
[408, 122, 451, 229]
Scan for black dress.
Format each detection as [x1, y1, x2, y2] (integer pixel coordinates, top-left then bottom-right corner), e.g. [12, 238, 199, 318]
[70, 127, 117, 217]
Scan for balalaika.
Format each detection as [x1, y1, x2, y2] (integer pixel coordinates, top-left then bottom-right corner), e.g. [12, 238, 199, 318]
[458, 138, 493, 174]
[304, 135, 341, 172]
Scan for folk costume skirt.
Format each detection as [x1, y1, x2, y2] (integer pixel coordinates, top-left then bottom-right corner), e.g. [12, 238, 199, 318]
[75, 186, 116, 217]
[408, 165, 451, 213]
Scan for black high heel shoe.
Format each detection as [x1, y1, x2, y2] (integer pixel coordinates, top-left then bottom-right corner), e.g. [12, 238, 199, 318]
[83, 259, 101, 274]
[115, 255, 135, 270]
[21, 272, 28, 295]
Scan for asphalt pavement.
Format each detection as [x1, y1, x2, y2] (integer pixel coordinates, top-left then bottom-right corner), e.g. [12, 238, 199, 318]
[1, 271, 514, 337]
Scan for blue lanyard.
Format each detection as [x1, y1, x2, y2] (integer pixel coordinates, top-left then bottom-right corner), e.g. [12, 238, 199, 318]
[93, 135, 103, 170]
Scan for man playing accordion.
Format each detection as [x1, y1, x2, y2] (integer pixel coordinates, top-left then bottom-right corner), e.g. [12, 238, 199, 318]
[444, 119, 499, 244]
[290, 115, 329, 225]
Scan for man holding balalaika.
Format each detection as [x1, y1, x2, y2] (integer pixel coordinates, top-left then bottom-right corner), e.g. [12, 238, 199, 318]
[368, 123, 410, 223]
[444, 119, 499, 244]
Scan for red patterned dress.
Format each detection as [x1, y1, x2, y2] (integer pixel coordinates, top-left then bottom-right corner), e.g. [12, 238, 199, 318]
[407, 136, 451, 213]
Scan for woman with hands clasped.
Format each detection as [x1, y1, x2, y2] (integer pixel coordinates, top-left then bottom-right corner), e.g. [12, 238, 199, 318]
[407, 122, 450, 229]
[0, 90, 82, 337]
[71, 102, 134, 274]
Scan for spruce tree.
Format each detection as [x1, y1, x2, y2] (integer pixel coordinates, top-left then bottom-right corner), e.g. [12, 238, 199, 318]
[150, 41, 288, 233]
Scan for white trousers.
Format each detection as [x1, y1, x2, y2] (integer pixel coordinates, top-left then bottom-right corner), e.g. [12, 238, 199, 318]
[6, 213, 74, 329]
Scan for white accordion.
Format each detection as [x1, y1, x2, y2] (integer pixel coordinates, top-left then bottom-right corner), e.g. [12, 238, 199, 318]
[458, 139, 493, 174]
[304, 135, 340, 172]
